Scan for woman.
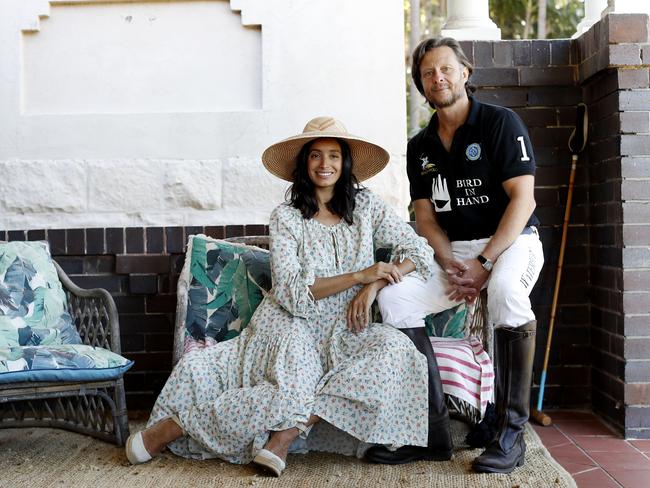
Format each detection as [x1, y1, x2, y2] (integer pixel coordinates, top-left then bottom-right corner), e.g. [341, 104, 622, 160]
[125, 117, 438, 476]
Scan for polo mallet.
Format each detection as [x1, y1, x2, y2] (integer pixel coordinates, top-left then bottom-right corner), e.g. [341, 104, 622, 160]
[531, 103, 588, 427]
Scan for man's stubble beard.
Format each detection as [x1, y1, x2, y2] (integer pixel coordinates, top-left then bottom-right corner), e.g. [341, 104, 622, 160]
[427, 85, 466, 110]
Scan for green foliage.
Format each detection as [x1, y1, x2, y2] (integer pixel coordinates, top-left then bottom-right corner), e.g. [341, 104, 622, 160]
[406, 1, 583, 42]
[546, 0, 583, 38]
[489, 0, 583, 39]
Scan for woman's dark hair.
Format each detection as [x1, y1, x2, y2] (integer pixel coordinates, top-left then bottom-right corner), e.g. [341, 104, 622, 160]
[411, 37, 475, 98]
[286, 138, 359, 225]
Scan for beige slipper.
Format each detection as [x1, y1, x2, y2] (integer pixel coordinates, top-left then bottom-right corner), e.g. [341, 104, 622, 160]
[125, 431, 153, 465]
[252, 449, 286, 476]
[125, 415, 184, 465]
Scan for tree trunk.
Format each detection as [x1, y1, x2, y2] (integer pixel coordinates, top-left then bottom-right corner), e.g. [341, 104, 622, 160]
[537, 0, 547, 39]
[408, 0, 421, 135]
[523, 0, 532, 39]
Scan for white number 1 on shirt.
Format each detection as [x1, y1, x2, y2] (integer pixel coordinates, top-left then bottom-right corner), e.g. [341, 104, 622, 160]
[517, 136, 531, 162]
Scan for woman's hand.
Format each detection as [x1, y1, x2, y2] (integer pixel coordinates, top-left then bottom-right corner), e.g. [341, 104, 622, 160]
[353, 262, 403, 286]
[346, 282, 381, 333]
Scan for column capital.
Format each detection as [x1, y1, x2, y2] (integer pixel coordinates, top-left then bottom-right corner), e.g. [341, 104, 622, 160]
[440, 0, 501, 40]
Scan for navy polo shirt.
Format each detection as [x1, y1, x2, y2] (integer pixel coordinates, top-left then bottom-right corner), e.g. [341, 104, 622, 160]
[407, 98, 540, 241]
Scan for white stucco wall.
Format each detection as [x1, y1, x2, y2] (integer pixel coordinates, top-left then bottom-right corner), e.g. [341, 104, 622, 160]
[0, 0, 409, 230]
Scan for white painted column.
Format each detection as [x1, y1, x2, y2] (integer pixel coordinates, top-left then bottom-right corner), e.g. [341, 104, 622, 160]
[440, 0, 501, 40]
[573, 0, 608, 38]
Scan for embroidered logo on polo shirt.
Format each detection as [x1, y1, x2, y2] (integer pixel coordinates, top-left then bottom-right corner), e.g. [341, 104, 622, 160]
[431, 175, 451, 212]
[419, 154, 437, 175]
[465, 143, 481, 161]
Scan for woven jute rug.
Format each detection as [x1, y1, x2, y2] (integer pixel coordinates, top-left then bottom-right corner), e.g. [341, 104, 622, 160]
[0, 420, 575, 488]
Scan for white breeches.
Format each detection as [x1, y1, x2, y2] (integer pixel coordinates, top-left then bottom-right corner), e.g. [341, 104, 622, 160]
[377, 230, 544, 329]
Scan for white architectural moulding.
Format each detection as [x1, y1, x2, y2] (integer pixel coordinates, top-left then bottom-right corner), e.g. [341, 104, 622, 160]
[0, 0, 410, 229]
[440, 0, 501, 40]
[22, 1, 262, 114]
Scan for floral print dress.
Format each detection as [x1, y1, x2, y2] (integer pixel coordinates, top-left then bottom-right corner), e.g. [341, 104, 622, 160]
[148, 190, 435, 463]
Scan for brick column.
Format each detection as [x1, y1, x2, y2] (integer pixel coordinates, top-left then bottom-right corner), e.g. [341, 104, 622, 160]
[617, 28, 650, 440]
[577, 12, 650, 438]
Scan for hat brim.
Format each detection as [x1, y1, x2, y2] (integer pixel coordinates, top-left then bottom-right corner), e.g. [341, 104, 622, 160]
[262, 132, 390, 182]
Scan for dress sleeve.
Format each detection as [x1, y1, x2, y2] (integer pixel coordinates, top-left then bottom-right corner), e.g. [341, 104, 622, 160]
[268, 206, 320, 319]
[368, 192, 434, 280]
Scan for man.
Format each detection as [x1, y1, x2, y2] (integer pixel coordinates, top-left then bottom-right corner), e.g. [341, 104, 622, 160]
[369, 37, 544, 473]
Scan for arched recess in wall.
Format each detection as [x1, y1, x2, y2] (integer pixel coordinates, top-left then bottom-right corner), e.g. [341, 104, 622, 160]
[22, 0, 262, 114]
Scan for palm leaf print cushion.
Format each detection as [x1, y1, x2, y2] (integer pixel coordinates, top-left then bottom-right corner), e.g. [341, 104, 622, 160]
[376, 246, 467, 338]
[180, 235, 271, 345]
[0, 344, 133, 383]
[0, 241, 82, 348]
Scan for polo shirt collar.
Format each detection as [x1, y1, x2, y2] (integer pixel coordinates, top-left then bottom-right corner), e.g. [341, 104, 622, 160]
[465, 97, 481, 126]
[423, 96, 481, 140]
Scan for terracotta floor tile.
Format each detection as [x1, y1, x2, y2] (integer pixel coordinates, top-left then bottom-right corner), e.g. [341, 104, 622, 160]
[575, 437, 637, 453]
[548, 443, 597, 471]
[546, 410, 600, 422]
[573, 468, 622, 488]
[630, 440, 650, 453]
[588, 451, 650, 471]
[534, 412, 650, 486]
[533, 425, 573, 448]
[558, 462, 600, 476]
[554, 420, 618, 437]
[607, 469, 650, 488]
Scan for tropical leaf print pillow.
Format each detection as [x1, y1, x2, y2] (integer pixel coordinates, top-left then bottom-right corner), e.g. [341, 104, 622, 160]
[183, 235, 271, 343]
[0, 344, 133, 383]
[0, 241, 82, 348]
[375, 246, 467, 338]
[426, 303, 467, 338]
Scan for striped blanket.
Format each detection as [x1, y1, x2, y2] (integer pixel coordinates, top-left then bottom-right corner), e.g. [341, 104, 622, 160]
[431, 336, 494, 417]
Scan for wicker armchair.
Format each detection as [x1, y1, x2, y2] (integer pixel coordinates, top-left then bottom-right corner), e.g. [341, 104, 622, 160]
[0, 260, 130, 446]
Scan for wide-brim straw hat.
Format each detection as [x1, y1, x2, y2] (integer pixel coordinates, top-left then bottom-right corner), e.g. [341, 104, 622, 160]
[262, 116, 390, 182]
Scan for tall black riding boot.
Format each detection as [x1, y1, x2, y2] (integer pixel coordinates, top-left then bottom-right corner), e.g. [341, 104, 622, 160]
[365, 327, 453, 464]
[472, 321, 536, 474]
